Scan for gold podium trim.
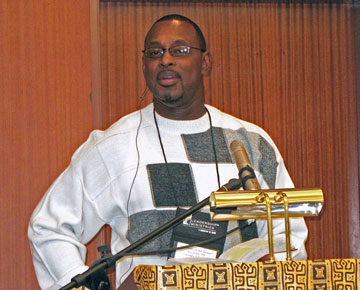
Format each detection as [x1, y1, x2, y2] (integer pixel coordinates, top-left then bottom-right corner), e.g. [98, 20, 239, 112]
[134, 259, 360, 289]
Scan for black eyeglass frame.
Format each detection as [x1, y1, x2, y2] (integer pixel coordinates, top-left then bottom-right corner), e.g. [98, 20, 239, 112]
[142, 45, 206, 58]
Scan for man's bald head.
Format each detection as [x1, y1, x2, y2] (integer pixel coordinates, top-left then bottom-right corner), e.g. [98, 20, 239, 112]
[144, 14, 207, 51]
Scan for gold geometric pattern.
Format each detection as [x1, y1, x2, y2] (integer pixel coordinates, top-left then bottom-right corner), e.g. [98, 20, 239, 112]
[134, 259, 360, 289]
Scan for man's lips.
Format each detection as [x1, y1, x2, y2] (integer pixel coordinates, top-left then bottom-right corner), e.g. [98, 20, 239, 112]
[157, 70, 180, 87]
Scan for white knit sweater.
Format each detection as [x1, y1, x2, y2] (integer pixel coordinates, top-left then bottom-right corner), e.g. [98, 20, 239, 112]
[28, 103, 308, 289]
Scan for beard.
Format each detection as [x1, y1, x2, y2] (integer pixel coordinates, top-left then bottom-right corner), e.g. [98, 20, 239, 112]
[150, 80, 186, 105]
[163, 92, 184, 104]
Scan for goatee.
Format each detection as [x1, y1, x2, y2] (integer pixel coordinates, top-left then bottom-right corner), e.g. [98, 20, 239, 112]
[164, 93, 183, 104]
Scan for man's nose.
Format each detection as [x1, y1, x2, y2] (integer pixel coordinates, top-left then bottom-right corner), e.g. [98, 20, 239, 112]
[160, 50, 175, 67]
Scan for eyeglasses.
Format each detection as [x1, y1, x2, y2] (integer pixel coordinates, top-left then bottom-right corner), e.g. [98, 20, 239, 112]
[142, 45, 206, 58]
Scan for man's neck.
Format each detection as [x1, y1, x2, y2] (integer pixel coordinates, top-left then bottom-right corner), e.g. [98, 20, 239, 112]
[153, 99, 207, 121]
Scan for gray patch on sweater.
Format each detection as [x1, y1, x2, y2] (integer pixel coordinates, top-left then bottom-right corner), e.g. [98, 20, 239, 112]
[127, 210, 176, 252]
[258, 137, 278, 189]
[238, 220, 258, 242]
[182, 127, 233, 163]
[147, 163, 198, 207]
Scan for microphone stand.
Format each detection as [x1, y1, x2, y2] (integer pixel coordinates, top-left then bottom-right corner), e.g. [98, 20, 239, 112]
[60, 179, 241, 290]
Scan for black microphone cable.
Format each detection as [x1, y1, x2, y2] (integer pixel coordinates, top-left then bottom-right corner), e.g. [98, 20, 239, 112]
[121, 87, 150, 282]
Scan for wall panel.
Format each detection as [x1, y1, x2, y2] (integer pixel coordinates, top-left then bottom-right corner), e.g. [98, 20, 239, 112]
[97, 2, 359, 260]
[0, 1, 93, 288]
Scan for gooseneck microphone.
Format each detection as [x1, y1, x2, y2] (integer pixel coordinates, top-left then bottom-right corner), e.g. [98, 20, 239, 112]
[230, 140, 261, 190]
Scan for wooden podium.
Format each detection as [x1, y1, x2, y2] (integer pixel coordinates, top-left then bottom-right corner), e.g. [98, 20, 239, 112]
[117, 259, 360, 289]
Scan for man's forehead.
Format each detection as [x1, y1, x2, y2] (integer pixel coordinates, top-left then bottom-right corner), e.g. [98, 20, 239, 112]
[145, 20, 198, 46]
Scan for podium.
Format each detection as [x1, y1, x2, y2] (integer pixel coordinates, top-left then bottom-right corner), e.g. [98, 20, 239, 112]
[130, 259, 360, 289]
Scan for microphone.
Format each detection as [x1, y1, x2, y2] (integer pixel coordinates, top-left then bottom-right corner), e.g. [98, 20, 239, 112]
[139, 87, 149, 100]
[230, 140, 261, 190]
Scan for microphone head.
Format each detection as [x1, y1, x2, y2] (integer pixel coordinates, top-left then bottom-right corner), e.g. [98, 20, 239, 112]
[230, 140, 261, 190]
[230, 140, 251, 166]
[230, 140, 244, 152]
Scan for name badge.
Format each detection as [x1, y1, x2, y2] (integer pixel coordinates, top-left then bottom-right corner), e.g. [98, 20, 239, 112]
[170, 208, 228, 259]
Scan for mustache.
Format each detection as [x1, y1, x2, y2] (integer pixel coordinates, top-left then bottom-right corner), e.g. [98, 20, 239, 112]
[156, 69, 181, 80]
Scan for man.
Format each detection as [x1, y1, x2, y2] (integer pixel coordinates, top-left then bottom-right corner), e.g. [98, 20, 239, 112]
[28, 14, 308, 290]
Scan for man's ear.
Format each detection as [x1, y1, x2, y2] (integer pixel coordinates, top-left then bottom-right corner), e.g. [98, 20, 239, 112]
[201, 51, 212, 76]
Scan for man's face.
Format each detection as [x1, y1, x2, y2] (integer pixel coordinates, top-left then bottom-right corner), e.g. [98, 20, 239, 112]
[142, 20, 211, 116]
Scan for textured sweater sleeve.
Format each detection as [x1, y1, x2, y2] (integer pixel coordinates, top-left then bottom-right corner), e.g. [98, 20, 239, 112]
[28, 149, 106, 289]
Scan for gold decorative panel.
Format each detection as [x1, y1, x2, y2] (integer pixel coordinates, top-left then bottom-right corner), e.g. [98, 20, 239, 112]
[134, 259, 360, 289]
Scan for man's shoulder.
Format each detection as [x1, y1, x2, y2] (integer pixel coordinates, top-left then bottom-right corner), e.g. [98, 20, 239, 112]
[71, 104, 153, 164]
[101, 104, 153, 138]
[205, 104, 268, 135]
